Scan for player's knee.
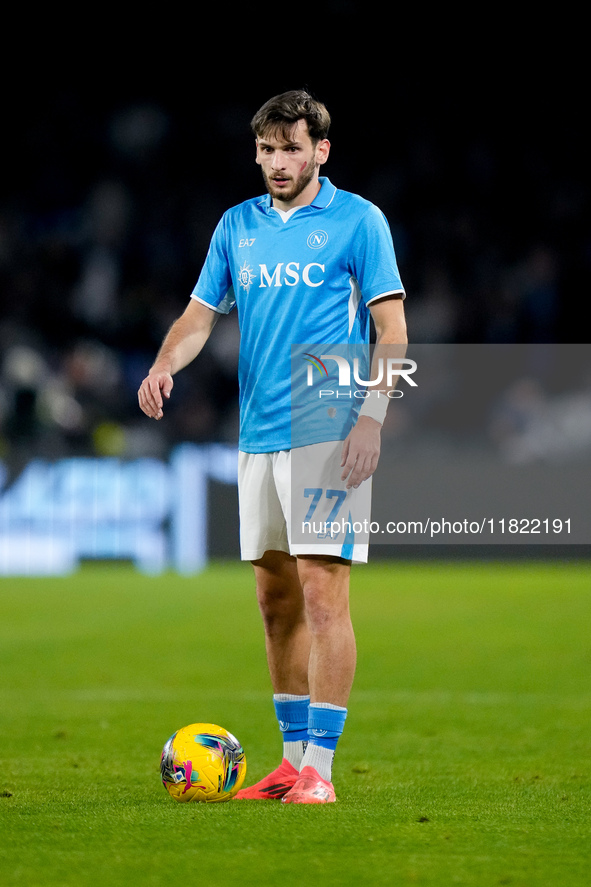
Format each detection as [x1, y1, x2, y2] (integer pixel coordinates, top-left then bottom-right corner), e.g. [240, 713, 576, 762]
[305, 588, 350, 634]
[256, 581, 304, 632]
[298, 565, 350, 634]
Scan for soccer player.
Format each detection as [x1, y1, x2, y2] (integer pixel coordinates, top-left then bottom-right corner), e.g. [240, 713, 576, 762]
[138, 90, 407, 803]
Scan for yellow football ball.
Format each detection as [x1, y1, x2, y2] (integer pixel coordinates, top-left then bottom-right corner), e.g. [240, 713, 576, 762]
[160, 723, 247, 802]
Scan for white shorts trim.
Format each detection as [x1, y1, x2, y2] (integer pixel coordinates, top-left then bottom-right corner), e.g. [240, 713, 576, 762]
[238, 441, 371, 563]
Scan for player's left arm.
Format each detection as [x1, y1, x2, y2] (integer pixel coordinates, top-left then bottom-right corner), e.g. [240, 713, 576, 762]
[340, 296, 408, 489]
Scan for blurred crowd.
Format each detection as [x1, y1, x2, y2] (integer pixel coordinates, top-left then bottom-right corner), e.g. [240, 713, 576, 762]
[0, 82, 589, 473]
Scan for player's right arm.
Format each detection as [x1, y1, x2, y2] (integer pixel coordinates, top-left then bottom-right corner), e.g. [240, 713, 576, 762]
[138, 298, 219, 420]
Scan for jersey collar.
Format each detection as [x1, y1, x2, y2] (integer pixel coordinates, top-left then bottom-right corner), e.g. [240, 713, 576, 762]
[311, 177, 337, 208]
[258, 177, 337, 212]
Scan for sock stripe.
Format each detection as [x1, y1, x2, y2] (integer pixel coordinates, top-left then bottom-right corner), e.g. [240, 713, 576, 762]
[274, 696, 310, 744]
[307, 703, 347, 750]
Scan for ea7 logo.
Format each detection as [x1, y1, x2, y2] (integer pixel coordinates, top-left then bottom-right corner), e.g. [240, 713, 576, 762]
[239, 238, 256, 247]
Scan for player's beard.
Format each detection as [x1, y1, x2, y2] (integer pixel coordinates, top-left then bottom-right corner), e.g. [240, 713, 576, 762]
[262, 159, 318, 204]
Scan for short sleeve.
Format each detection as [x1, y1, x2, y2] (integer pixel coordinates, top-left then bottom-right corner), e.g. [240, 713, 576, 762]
[191, 214, 236, 314]
[349, 205, 405, 306]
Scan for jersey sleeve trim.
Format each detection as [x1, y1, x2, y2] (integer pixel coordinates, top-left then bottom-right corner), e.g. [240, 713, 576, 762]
[191, 290, 236, 314]
[366, 288, 406, 305]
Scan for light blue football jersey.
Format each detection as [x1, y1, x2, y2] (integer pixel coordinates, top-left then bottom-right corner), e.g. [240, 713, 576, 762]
[191, 178, 405, 453]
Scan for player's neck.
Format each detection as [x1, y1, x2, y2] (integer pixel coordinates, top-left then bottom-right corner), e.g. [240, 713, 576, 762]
[272, 178, 322, 212]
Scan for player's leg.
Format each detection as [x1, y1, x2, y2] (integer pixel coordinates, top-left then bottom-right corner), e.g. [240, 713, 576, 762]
[281, 554, 354, 804]
[297, 554, 355, 705]
[252, 549, 310, 697]
[236, 449, 359, 802]
[235, 549, 311, 799]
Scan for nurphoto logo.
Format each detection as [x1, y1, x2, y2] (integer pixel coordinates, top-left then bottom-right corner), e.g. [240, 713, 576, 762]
[303, 352, 418, 399]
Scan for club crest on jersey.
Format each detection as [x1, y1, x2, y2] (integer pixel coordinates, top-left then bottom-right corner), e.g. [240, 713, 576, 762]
[307, 230, 329, 249]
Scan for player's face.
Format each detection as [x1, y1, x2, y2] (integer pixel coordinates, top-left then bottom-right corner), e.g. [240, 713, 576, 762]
[256, 119, 330, 208]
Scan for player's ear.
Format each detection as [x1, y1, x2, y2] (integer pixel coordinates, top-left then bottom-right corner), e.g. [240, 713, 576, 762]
[255, 139, 261, 165]
[316, 139, 330, 167]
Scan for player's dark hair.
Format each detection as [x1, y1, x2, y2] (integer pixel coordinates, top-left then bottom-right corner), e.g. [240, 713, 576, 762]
[251, 89, 331, 145]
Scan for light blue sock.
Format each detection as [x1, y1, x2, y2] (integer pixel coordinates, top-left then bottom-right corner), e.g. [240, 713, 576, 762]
[273, 694, 310, 769]
[307, 702, 348, 750]
[301, 703, 348, 781]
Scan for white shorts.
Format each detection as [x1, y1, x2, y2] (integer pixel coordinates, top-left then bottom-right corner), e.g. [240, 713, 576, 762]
[238, 441, 371, 563]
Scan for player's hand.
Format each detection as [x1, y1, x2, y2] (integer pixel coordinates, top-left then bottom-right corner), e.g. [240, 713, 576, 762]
[138, 370, 174, 420]
[340, 415, 381, 489]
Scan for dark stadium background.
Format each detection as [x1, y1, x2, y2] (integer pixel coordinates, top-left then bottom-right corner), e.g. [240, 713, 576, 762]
[1, 22, 588, 564]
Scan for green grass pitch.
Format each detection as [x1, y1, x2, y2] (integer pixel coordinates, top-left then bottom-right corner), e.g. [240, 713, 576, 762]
[1, 558, 590, 886]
